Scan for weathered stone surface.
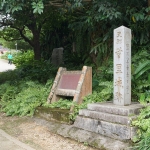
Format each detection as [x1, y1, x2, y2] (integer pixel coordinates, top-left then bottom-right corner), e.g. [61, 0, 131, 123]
[130, 126, 138, 141]
[73, 66, 92, 104]
[47, 67, 66, 103]
[56, 89, 76, 96]
[79, 109, 136, 125]
[113, 26, 131, 106]
[74, 116, 131, 141]
[51, 47, 64, 66]
[35, 107, 71, 124]
[88, 102, 143, 116]
[33, 117, 131, 150]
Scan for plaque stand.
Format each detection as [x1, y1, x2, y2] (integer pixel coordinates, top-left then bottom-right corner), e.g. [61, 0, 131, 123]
[47, 66, 92, 111]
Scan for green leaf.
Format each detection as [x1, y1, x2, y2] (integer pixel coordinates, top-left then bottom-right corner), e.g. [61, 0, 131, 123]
[134, 61, 150, 79]
[135, 65, 150, 80]
[148, 74, 150, 83]
[140, 93, 145, 101]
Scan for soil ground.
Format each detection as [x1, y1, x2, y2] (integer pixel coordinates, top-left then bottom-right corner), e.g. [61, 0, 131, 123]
[0, 113, 99, 150]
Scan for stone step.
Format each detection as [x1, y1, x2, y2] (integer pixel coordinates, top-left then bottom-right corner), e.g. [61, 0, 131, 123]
[74, 116, 136, 141]
[87, 102, 144, 116]
[79, 109, 136, 125]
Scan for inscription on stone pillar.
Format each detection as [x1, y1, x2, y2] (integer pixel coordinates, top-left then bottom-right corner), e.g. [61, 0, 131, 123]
[113, 26, 131, 105]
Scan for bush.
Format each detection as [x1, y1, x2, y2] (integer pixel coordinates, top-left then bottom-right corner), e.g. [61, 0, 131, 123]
[0, 70, 20, 84]
[0, 49, 58, 84]
[131, 49, 150, 102]
[132, 105, 150, 149]
[0, 50, 55, 116]
[0, 79, 53, 116]
[13, 50, 34, 67]
[131, 48, 150, 149]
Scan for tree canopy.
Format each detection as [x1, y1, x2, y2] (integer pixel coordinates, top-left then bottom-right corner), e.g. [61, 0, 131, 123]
[0, 0, 150, 62]
[0, 0, 67, 59]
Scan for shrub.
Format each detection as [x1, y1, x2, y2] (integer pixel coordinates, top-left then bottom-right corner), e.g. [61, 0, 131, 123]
[0, 70, 20, 84]
[131, 49, 150, 102]
[0, 79, 53, 116]
[132, 105, 150, 149]
[6, 50, 57, 83]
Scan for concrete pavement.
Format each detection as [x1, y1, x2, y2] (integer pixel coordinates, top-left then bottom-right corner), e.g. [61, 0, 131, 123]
[0, 59, 16, 72]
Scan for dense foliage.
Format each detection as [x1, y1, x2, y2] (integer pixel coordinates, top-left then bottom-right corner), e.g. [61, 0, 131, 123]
[0, 0, 67, 60]
[0, 80, 53, 116]
[132, 106, 150, 150]
[0, 51, 55, 116]
[1, 0, 150, 64]
[0, 0, 150, 149]
[132, 49, 150, 102]
[130, 48, 150, 149]
[0, 51, 112, 119]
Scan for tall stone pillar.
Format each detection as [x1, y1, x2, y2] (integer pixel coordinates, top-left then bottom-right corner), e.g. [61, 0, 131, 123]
[113, 26, 131, 105]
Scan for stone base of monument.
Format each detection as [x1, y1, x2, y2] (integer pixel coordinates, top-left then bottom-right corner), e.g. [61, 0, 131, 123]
[74, 101, 144, 141]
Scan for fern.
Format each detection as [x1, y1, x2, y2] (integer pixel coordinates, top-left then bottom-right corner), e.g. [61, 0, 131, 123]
[138, 82, 150, 90]
[0, 79, 53, 116]
[90, 42, 108, 54]
[132, 105, 150, 149]
[132, 49, 150, 102]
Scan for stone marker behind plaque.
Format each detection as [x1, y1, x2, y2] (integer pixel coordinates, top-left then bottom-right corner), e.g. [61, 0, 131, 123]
[51, 47, 64, 66]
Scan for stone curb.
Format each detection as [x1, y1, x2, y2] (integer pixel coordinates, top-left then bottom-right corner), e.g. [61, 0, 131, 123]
[0, 129, 35, 150]
[33, 117, 133, 150]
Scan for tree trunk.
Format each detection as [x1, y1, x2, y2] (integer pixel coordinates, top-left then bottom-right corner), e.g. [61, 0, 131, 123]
[33, 42, 41, 60]
[148, 0, 150, 6]
[148, 0, 150, 15]
[33, 30, 41, 60]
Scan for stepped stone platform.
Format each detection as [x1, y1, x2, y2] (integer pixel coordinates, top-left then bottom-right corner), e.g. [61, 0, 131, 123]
[74, 101, 144, 141]
[33, 117, 131, 150]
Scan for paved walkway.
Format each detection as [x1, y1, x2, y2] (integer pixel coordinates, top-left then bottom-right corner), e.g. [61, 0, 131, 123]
[0, 59, 36, 150]
[0, 129, 35, 150]
[0, 59, 16, 72]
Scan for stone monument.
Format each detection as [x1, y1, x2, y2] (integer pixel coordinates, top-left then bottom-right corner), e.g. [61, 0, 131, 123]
[74, 26, 144, 142]
[51, 47, 64, 66]
[113, 26, 131, 105]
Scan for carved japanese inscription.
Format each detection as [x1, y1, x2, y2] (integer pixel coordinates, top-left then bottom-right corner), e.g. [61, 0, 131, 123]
[113, 26, 131, 105]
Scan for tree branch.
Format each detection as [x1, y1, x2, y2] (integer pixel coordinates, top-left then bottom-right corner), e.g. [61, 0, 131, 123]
[2, 35, 22, 41]
[10, 25, 34, 47]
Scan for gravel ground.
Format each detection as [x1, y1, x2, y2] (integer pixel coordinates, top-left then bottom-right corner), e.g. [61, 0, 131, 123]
[0, 113, 99, 150]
